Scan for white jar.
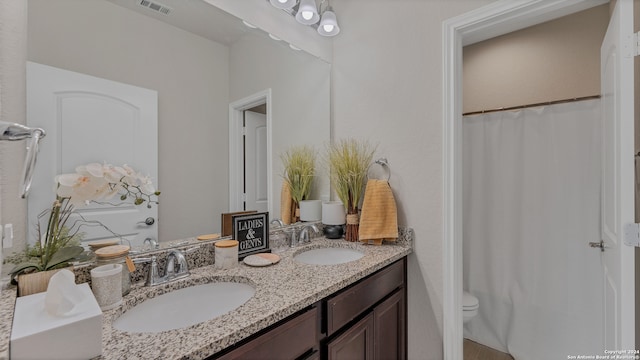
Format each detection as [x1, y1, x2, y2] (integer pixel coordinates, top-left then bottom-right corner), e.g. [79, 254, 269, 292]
[300, 200, 322, 221]
[215, 240, 239, 269]
[90, 263, 123, 310]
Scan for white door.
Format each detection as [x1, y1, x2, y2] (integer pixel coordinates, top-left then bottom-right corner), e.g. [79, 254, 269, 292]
[600, 0, 635, 350]
[244, 111, 268, 212]
[27, 62, 158, 247]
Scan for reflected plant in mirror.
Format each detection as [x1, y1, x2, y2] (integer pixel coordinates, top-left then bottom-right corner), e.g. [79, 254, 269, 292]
[281, 145, 317, 224]
[7, 163, 159, 281]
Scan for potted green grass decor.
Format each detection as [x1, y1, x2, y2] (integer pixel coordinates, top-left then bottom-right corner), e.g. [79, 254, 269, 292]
[326, 139, 376, 241]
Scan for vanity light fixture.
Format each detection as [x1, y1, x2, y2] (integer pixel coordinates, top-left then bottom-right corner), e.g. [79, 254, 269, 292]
[268, 33, 282, 41]
[317, 5, 339, 36]
[266, 0, 340, 37]
[269, 0, 297, 10]
[295, 0, 320, 25]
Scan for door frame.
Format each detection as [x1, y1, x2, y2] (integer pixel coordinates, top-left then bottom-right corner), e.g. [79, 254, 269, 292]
[229, 89, 273, 214]
[442, 0, 609, 358]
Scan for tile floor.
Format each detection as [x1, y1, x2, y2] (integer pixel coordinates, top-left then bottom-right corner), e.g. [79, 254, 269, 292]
[464, 339, 514, 360]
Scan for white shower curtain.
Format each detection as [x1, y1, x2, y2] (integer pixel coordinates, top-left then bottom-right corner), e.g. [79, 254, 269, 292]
[463, 99, 603, 360]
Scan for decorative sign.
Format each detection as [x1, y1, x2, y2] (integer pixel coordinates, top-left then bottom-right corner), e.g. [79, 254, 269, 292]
[232, 212, 269, 258]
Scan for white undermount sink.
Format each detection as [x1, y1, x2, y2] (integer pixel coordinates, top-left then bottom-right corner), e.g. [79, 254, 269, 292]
[294, 247, 365, 265]
[113, 282, 255, 333]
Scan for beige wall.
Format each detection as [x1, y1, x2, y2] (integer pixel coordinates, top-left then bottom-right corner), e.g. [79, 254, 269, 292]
[463, 4, 609, 114]
[27, 0, 230, 243]
[0, 0, 28, 265]
[331, 0, 494, 358]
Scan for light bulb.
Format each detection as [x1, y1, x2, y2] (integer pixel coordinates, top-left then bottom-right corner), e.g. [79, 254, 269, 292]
[302, 11, 313, 20]
[317, 6, 339, 36]
[295, 0, 319, 25]
[270, 0, 296, 10]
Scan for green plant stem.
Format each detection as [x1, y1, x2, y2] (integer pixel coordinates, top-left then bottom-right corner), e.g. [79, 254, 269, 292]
[42, 200, 60, 268]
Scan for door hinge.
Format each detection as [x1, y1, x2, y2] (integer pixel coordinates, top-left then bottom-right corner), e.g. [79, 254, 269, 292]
[630, 32, 640, 57]
[242, 126, 247, 136]
[241, 193, 247, 202]
[623, 223, 640, 246]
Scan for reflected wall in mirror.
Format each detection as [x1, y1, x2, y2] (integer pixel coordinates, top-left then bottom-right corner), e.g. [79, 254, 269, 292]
[27, 0, 330, 245]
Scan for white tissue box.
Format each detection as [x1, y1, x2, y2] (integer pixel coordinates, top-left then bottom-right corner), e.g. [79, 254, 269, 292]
[11, 283, 103, 360]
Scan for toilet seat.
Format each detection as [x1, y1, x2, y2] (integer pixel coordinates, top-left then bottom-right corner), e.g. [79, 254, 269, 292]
[463, 291, 479, 311]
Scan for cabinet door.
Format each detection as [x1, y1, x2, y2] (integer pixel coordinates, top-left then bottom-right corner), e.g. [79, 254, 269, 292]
[216, 307, 318, 360]
[327, 314, 374, 360]
[326, 260, 404, 335]
[374, 290, 406, 360]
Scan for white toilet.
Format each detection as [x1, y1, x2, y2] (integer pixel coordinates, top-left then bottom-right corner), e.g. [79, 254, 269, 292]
[463, 291, 479, 323]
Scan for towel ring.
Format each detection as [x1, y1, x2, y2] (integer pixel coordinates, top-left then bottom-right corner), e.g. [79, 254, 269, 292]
[367, 158, 391, 182]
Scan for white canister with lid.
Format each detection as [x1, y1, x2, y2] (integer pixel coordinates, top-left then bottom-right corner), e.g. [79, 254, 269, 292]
[215, 240, 239, 269]
[94, 245, 131, 296]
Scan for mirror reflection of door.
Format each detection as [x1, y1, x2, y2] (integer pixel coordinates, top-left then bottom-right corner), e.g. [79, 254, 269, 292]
[243, 106, 268, 212]
[27, 62, 159, 246]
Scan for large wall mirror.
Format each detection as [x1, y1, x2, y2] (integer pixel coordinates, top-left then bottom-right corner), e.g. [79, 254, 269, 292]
[26, 0, 330, 246]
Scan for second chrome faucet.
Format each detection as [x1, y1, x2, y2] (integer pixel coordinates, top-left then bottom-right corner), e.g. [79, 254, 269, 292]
[134, 248, 191, 286]
[287, 223, 320, 247]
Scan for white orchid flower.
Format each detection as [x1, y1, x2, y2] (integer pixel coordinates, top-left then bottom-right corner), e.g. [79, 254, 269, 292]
[56, 172, 109, 207]
[139, 176, 156, 194]
[55, 162, 158, 208]
[82, 163, 105, 178]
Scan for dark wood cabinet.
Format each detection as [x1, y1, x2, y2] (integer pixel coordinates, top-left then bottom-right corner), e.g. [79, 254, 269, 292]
[211, 257, 407, 360]
[327, 314, 375, 360]
[326, 288, 406, 360]
[373, 290, 405, 360]
[325, 259, 406, 360]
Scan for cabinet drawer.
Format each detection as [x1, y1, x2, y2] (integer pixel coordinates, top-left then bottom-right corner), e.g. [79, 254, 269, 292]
[326, 259, 405, 335]
[216, 307, 318, 360]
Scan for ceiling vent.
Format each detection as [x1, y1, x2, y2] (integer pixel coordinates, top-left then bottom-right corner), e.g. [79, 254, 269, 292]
[138, 0, 172, 15]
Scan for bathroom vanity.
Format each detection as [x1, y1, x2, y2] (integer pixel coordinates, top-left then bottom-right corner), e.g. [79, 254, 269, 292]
[214, 257, 406, 359]
[0, 235, 412, 360]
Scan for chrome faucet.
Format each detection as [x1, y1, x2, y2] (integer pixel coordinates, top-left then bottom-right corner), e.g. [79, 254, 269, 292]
[299, 224, 320, 244]
[133, 256, 164, 286]
[287, 228, 300, 247]
[165, 249, 190, 280]
[132, 249, 190, 286]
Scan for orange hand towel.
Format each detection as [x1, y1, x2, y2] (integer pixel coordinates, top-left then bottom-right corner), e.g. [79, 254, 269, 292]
[280, 181, 293, 225]
[359, 179, 398, 244]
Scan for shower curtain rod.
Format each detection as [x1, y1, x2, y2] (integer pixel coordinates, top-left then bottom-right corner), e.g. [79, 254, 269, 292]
[462, 94, 601, 116]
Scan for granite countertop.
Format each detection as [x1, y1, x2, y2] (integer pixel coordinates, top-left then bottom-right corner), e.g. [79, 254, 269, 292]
[0, 235, 412, 360]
